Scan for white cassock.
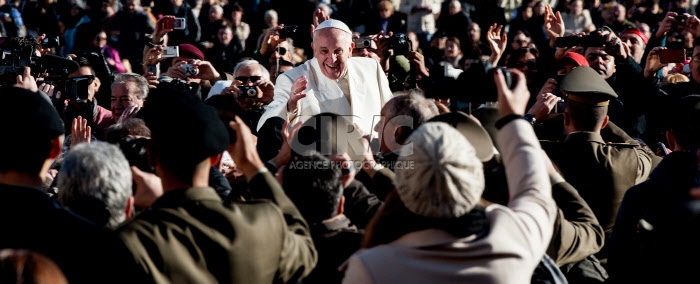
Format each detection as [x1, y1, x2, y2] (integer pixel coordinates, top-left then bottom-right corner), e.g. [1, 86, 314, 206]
[257, 57, 393, 135]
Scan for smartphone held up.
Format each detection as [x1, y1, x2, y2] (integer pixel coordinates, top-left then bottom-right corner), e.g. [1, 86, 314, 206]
[658, 49, 686, 64]
[163, 17, 186, 30]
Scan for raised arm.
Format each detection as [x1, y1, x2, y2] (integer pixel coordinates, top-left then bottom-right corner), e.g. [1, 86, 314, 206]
[494, 68, 557, 254]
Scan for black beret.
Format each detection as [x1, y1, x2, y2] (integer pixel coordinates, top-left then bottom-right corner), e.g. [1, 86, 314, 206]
[560, 66, 618, 106]
[141, 82, 229, 165]
[0, 86, 64, 140]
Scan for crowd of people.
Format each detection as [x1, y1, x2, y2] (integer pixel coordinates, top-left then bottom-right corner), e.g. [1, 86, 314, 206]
[1, 0, 700, 283]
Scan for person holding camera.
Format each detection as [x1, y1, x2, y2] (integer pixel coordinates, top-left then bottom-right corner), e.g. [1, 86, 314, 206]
[213, 59, 274, 134]
[256, 19, 393, 135]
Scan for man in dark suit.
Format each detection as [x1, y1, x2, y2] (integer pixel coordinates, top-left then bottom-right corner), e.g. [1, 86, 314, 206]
[0, 82, 138, 284]
[283, 152, 364, 284]
[117, 81, 317, 283]
[543, 66, 659, 264]
[607, 95, 700, 283]
[365, 0, 408, 35]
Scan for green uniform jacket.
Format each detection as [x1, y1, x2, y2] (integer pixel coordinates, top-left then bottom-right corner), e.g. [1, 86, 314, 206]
[543, 123, 659, 260]
[117, 170, 317, 283]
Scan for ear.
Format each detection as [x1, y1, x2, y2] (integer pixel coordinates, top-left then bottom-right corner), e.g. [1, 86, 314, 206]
[124, 196, 134, 219]
[93, 76, 101, 89]
[601, 115, 609, 129]
[48, 135, 63, 160]
[211, 153, 223, 167]
[666, 129, 678, 151]
[336, 195, 345, 216]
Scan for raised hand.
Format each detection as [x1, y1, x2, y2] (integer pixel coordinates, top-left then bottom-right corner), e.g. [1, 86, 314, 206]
[71, 116, 91, 149]
[643, 47, 669, 78]
[486, 24, 507, 65]
[310, 7, 330, 37]
[228, 116, 266, 178]
[494, 68, 530, 117]
[14, 67, 38, 92]
[528, 78, 562, 121]
[153, 15, 175, 44]
[287, 75, 308, 114]
[131, 166, 163, 209]
[656, 12, 679, 39]
[544, 5, 565, 41]
[117, 105, 141, 124]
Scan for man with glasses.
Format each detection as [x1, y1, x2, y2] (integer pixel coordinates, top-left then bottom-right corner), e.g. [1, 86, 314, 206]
[209, 59, 274, 134]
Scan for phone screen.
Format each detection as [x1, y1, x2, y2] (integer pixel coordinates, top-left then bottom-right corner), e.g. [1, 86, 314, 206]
[162, 17, 174, 30]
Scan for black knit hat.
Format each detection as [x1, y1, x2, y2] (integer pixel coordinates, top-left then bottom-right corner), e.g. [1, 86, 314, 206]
[0, 86, 64, 140]
[140, 82, 229, 165]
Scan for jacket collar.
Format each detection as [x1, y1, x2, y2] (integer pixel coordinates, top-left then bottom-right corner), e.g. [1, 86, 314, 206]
[564, 131, 605, 144]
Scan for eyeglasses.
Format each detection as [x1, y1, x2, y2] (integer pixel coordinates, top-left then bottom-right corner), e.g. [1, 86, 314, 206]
[235, 76, 261, 83]
[514, 60, 537, 69]
[276, 47, 287, 56]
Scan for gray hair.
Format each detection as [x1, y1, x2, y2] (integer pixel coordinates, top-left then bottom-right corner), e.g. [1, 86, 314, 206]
[57, 141, 133, 229]
[112, 73, 149, 100]
[385, 89, 439, 125]
[233, 59, 271, 81]
[264, 9, 278, 23]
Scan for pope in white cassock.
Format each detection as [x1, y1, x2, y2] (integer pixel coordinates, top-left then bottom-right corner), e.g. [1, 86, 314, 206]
[256, 19, 393, 136]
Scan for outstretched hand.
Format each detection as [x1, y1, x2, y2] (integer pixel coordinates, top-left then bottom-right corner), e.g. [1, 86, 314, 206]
[544, 5, 565, 42]
[287, 76, 308, 113]
[486, 24, 507, 65]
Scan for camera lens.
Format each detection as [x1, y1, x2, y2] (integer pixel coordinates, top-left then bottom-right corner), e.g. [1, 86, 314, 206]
[362, 39, 371, 48]
[246, 88, 256, 97]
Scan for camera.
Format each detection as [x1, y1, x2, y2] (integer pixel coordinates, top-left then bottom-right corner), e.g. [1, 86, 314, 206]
[279, 25, 298, 39]
[41, 36, 60, 49]
[453, 60, 515, 104]
[0, 36, 76, 86]
[555, 35, 606, 48]
[674, 15, 689, 28]
[388, 33, 411, 56]
[181, 64, 198, 77]
[238, 85, 258, 98]
[555, 34, 619, 52]
[353, 38, 372, 49]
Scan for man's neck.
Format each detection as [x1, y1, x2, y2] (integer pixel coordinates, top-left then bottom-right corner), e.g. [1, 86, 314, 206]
[156, 162, 211, 192]
[0, 171, 46, 189]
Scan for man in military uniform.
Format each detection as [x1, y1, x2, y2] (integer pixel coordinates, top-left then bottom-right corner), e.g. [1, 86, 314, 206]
[116, 82, 317, 283]
[543, 66, 660, 264]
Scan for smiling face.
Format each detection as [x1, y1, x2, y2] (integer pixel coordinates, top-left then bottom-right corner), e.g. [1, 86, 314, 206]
[111, 81, 144, 121]
[312, 28, 353, 80]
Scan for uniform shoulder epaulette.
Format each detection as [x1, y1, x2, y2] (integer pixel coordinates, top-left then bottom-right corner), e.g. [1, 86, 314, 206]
[606, 142, 639, 148]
